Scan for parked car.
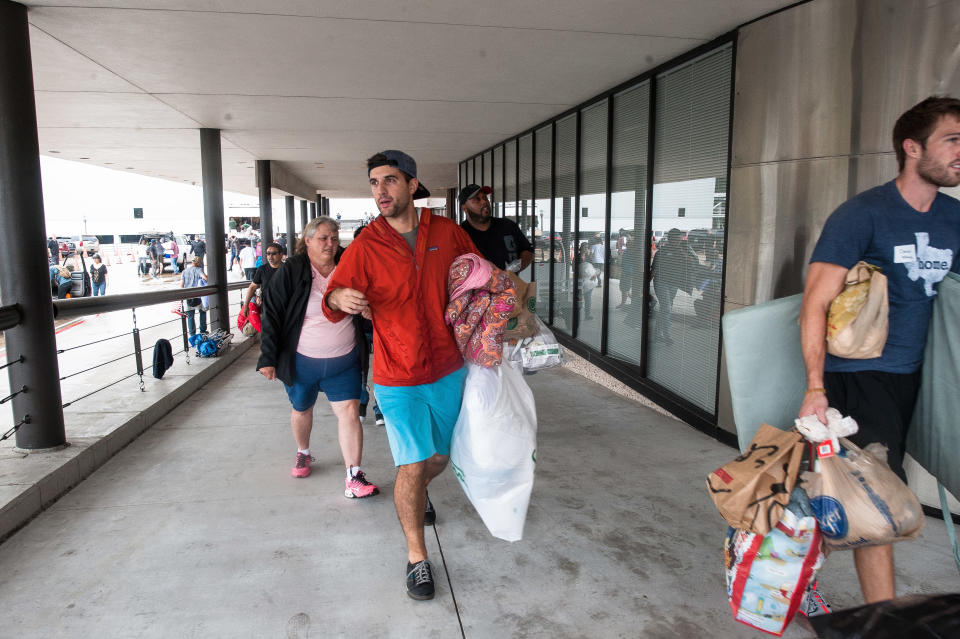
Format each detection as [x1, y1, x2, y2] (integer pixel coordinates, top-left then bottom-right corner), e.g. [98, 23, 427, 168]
[56, 237, 76, 255]
[70, 234, 100, 256]
[138, 232, 193, 273]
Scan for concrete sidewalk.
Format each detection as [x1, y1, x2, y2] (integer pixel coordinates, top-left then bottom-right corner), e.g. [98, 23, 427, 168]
[0, 348, 957, 638]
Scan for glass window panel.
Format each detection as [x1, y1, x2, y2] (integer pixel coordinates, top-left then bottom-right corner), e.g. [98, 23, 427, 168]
[517, 133, 534, 280]
[504, 139, 517, 224]
[458, 162, 467, 223]
[534, 125, 553, 322]
[576, 100, 607, 351]
[552, 114, 577, 334]
[483, 150, 492, 191]
[607, 82, 650, 366]
[647, 44, 731, 414]
[493, 145, 504, 219]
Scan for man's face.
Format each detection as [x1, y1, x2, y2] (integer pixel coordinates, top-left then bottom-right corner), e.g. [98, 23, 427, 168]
[916, 115, 960, 188]
[265, 246, 283, 267]
[369, 166, 416, 218]
[462, 190, 491, 225]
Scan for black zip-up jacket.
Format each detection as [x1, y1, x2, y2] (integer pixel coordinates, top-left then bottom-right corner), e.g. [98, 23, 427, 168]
[256, 249, 367, 387]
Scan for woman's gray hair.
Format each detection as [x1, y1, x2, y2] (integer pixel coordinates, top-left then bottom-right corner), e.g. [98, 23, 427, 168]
[296, 216, 339, 255]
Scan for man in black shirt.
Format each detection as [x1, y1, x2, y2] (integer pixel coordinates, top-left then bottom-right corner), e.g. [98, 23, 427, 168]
[458, 184, 533, 272]
[47, 236, 60, 264]
[241, 242, 283, 316]
[191, 235, 206, 266]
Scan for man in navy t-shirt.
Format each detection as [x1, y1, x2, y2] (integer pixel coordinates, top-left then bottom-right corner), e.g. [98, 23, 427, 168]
[458, 184, 533, 272]
[800, 96, 960, 605]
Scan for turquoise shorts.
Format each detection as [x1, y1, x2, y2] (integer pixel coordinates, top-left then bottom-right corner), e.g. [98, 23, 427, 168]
[374, 366, 467, 466]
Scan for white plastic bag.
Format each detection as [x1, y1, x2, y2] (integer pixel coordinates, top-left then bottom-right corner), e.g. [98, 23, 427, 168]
[802, 438, 925, 550]
[450, 361, 537, 541]
[508, 316, 563, 372]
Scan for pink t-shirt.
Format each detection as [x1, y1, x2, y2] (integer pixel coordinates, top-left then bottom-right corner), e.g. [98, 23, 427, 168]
[296, 264, 356, 358]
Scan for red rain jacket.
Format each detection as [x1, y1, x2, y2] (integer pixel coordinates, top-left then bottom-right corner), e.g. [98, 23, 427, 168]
[323, 209, 477, 386]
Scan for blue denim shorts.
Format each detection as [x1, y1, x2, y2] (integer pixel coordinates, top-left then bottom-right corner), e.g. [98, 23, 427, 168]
[284, 348, 361, 411]
[374, 366, 467, 466]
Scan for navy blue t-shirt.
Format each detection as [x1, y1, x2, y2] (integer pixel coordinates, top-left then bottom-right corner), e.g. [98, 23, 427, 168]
[810, 180, 960, 374]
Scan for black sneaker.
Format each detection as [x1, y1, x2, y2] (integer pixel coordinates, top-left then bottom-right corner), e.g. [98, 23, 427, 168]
[424, 491, 436, 526]
[406, 559, 435, 600]
[359, 402, 367, 418]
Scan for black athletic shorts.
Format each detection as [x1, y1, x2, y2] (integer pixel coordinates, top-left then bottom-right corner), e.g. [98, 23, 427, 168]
[823, 370, 921, 482]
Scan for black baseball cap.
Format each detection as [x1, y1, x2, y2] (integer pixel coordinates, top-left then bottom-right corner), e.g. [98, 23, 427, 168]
[458, 184, 493, 207]
[368, 149, 431, 199]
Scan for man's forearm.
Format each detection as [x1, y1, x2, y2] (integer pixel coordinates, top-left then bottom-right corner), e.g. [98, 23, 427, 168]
[243, 283, 258, 308]
[800, 299, 828, 389]
[520, 250, 533, 271]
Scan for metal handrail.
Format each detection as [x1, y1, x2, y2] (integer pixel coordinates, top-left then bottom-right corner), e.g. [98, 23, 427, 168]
[52, 281, 249, 319]
[0, 303, 21, 331]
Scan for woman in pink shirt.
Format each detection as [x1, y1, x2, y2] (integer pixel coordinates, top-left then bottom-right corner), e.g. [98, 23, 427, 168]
[256, 217, 378, 499]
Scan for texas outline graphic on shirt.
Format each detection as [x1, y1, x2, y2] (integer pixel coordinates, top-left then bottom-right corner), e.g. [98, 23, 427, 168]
[905, 232, 953, 296]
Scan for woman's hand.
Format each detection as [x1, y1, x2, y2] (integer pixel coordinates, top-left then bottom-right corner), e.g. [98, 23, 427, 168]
[258, 366, 276, 380]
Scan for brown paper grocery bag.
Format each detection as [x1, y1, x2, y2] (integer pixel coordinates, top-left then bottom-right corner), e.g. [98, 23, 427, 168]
[706, 423, 805, 535]
[503, 275, 538, 340]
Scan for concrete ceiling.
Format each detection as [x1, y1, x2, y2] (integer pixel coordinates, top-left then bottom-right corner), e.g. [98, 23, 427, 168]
[24, 0, 797, 198]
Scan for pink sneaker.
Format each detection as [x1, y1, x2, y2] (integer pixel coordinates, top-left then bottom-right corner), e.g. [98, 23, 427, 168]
[291, 452, 312, 478]
[344, 470, 380, 499]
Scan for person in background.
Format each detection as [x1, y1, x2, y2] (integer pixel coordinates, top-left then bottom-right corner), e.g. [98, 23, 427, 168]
[90, 254, 108, 296]
[651, 228, 696, 346]
[352, 224, 384, 426]
[191, 235, 206, 267]
[169, 236, 180, 274]
[136, 239, 150, 278]
[229, 235, 240, 271]
[589, 236, 606, 287]
[149, 237, 162, 279]
[457, 184, 533, 272]
[180, 256, 208, 337]
[257, 217, 379, 499]
[578, 242, 599, 321]
[53, 262, 73, 299]
[241, 242, 283, 316]
[239, 240, 258, 280]
[47, 236, 60, 264]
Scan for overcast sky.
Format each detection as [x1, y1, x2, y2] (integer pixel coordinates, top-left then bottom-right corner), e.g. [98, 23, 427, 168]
[40, 156, 378, 238]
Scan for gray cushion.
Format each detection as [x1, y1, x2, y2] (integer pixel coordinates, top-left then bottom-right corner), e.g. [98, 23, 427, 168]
[722, 294, 805, 451]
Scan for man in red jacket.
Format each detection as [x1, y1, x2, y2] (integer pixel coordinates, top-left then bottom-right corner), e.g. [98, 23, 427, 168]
[323, 150, 477, 601]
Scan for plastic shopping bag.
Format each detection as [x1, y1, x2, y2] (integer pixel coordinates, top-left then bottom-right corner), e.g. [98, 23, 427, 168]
[517, 316, 563, 372]
[450, 360, 537, 541]
[725, 487, 825, 636]
[801, 438, 924, 550]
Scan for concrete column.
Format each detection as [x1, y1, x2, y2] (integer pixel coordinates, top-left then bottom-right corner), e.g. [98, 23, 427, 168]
[256, 160, 274, 245]
[200, 128, 229, 333]
[299, 199, 307, 234]
[285, 195, 295, 250]
[0, 0, 66, 450]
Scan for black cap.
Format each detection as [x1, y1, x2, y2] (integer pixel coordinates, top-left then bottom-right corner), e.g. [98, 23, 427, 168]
[458, 184, 493, 207]
[368, 149, 431, 199]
